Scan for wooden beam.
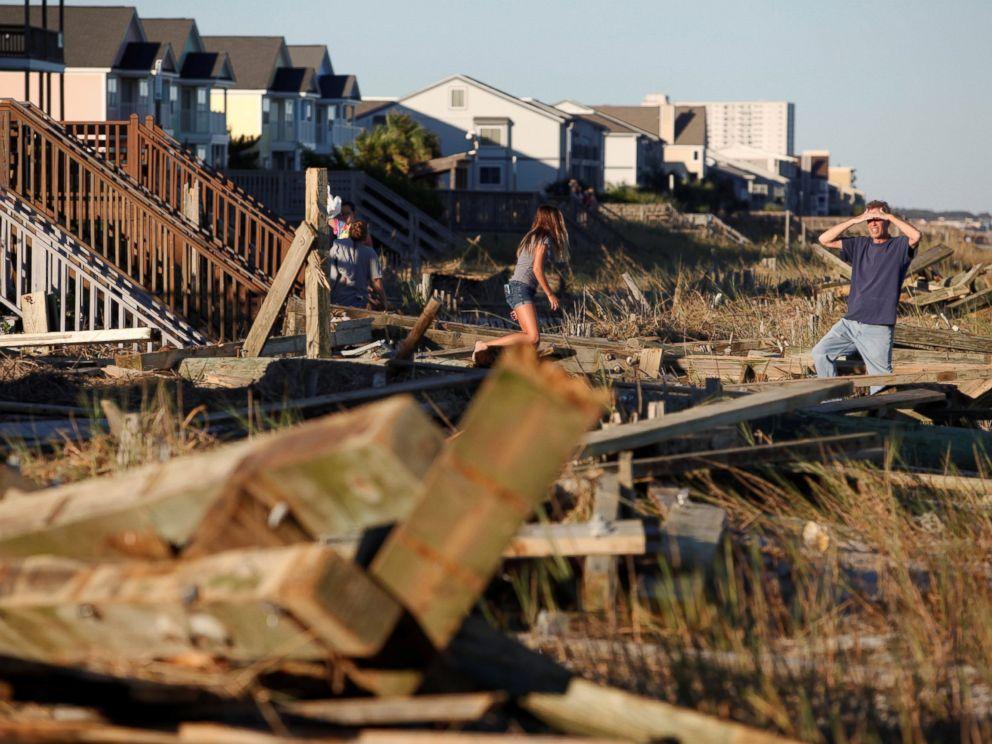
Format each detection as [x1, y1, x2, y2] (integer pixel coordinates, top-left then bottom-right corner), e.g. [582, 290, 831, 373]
[907, 243, 954, 275]
[505, 519, 650, 558]
[0, 544, 402, 665]
[649, 488, 726, 571]
[391, 298, 442, 363]
[305, 168, 332, 359]
[0, 327, 153, 348]
[448, 617, 797, 744]
[893, 324, 992, 354]
[810, 388, 945, 415]
[727, 367, 992, 392]
[581, 379, 852, 458]
[20, 291, 49, 354]
[581, 469, 621, 613]
[0, 396, 443, 561]
[242, 222, 316, 357]
[281, 692, 505, 725]
[370, 347, 606, 648]
[811, 243, 851, 278]
[946, 287, 992, 316]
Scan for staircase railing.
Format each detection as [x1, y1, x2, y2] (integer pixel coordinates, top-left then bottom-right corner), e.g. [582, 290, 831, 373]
[0, 190, 206, 347]
[64, 115, 293, 279]
[227, 168, 460, 264]
[0, 99, 270, 341]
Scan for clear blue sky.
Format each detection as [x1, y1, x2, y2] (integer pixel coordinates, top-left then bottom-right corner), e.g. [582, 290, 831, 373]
[75, 0, 991, 213]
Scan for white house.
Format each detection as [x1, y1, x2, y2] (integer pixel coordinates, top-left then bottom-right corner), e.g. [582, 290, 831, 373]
[553, 100, 662, 188]
[355, 74, 605, 193]
[597, 99, 707, 181]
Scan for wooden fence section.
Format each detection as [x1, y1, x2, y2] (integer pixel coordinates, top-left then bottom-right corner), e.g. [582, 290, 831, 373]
[64, 115, 293, 281]
[439, 190, 540, 233]
[0, 190, 205, 347]
[0, 99, 271, 340]
[227, 169, 460, 263]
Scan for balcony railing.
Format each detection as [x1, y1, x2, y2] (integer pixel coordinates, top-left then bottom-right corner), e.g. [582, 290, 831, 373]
[330, 123, 362, 148]
[0, 25, 63, 64]
[178, 109, 227, 136]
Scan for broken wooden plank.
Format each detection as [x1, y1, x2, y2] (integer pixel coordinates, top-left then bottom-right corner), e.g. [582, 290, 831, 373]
[0, 327, 153, 348]
[811, 243, 851, 278]
[893, 325, 992, 354]
[370, 346, 606, 648]
[581, 379, 852, 458]
[580, 470, 621, 613]
[810, 388, 945, 415]
[20, 291, 49, 354]
[242, 222, 317, 358]
[907, 243, 954, 275]
[0, 396, 443, 560]
[391, 298, 442, 363]
[281, 692, 505, 726]
[448, 617, 797, 744]
[505, 519, 650, 558]
[648, 487, 726, 571]
[904, 284, 971, 307]
[0, 544, 402, 666]
[946, 287, 992, 316]
[728, 366, 992, 392]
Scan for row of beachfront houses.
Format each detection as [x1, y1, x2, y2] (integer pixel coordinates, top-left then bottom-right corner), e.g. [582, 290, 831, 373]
[355, 75, 861, 216]
[0, 5, 361, 169]
[0, 3, 859, 214]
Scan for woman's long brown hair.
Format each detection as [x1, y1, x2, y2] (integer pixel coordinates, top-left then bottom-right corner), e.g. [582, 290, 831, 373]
[517, 204, 569, 261]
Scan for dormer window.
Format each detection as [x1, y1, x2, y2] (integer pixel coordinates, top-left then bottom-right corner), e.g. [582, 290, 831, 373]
[449, 87, 466, 109]
[478, 126, 503, 147]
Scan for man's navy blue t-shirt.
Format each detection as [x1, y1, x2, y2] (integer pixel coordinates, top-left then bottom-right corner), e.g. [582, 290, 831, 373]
[840, 236, 913, 326]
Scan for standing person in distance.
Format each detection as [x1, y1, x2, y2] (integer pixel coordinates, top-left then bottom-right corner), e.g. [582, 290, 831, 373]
[472, 204, 567, 364]
[328, 219, 388, 310]
[811, 200, 921, 393]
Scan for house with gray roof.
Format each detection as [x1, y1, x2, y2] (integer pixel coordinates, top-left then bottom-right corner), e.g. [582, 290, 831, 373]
[287, 45, 361, 156]
[554, 101, 662, 188]
[0, 5, 172, 123]
[355, 74, 605, 193]
[598, 98, 708, 181]
[143, 18, 235, 166]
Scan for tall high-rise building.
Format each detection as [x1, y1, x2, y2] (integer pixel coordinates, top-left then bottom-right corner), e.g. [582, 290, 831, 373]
[645, 95, 795, 156]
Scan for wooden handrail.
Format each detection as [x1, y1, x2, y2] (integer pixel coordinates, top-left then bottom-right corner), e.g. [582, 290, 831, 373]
[0, 99, 270, 341]
[64, 115, 295, 280]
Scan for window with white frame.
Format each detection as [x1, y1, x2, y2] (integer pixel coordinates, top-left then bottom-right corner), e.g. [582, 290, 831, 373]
[284, 100, 293, 122]
[138, 79, 149, 99]
[449, 87, 466, 109]
[262, 97, 270, 124]
[196, 88, 208, 108]
[478, 165, 502, 186]
[305, 102, 313, 121]
[169, 85, 177, 102]
[106, 76, 118, 107]
[477, 126, 504, 147]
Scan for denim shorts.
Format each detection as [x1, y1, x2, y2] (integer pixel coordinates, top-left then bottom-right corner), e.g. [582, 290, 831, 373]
[504, 280, 536, 310]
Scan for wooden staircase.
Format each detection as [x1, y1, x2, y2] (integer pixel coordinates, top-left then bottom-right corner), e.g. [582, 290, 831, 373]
[0, 99, 271, 341]
[226, 168, 462, 264]
[0, 190, 206, 347]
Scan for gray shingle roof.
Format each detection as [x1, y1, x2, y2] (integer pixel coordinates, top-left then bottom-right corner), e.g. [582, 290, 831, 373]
[595, 105, 661, 136]
[201, 35, 285, 90]
[287, 44, 331, 74]
[355, 100, 394, 119]
[673, 105, 706, 146]
[142, 18, 197, 60]
[0, 5, 139, 68]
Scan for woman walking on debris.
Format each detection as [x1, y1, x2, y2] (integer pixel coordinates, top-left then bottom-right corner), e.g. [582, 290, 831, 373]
[328, 219, 388, 310]
[473, 204, 567, 364]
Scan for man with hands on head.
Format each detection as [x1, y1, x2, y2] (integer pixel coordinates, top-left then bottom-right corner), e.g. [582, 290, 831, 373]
[811, 200, 922, 394]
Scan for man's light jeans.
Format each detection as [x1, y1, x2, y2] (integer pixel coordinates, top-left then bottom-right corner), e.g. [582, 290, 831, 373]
[811, 318, 893, 394]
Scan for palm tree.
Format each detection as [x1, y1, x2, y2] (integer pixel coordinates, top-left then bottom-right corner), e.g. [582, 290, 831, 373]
[340, 113, 439, 178]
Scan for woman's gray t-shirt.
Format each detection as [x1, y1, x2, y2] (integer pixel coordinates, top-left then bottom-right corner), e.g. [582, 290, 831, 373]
[329, 237, 382, 308]
[510, 236, 554, 288]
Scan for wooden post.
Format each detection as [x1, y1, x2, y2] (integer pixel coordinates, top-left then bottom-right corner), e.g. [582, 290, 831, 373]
[800, 218, 807, 245]
[581, 470, 620, 615]
[20, 291, 50, 354]
[391, 297, 442, 363]
[370, 346, 606, 648]
[242, 222, 316, 357]
[305, 168, 332, 358]
[784, 209, 791, 250]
